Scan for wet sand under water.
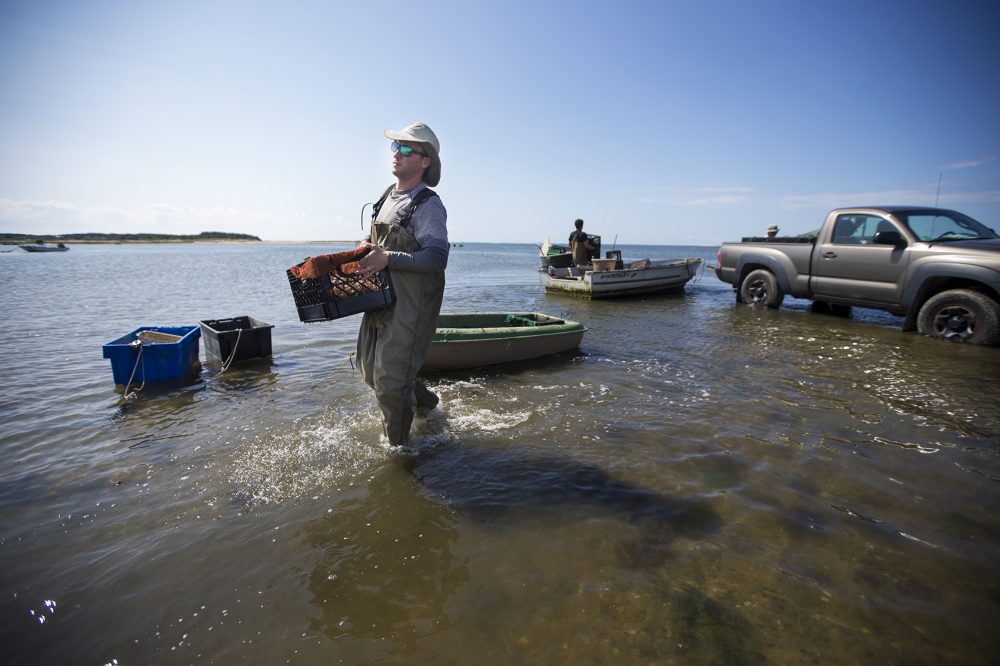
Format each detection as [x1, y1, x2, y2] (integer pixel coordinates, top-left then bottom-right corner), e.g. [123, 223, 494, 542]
[1, 242, 998, 664]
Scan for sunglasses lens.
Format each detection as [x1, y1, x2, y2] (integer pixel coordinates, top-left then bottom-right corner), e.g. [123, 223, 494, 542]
[391, 141, 414, 156]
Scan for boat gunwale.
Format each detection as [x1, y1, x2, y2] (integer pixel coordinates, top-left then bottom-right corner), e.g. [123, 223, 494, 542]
[433, 325, 587, 343]
[432, 312, 587, 343]
[546, 257, 703, 279]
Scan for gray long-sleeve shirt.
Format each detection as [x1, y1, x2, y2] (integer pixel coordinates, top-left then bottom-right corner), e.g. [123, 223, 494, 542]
[373, 184, 449, 272]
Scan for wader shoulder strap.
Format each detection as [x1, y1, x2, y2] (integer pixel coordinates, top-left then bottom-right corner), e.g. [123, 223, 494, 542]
[370, 185, 439, 230]
[370, 184, 395, 222]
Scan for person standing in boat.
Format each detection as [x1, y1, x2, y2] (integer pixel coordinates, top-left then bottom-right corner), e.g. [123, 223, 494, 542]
[766, 224, 779, 239]
[569, 219, 594, 267]
[355, 122, 449, 446]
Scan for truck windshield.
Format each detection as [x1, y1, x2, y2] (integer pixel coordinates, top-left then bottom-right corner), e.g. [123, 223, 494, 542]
[897, 211, 1000, 242]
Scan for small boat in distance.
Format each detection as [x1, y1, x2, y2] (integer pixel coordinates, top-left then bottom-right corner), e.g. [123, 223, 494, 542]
[21, 241, 69, 252]
[422, 312, 587, 371]
[541, 257, 703, 299]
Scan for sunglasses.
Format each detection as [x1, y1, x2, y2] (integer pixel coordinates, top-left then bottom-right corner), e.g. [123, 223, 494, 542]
[390, 140, 428, 158]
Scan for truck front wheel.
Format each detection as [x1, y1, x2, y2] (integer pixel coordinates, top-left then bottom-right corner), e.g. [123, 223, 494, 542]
[916, 289, 1000, 345]
[740, 269, 784, 308]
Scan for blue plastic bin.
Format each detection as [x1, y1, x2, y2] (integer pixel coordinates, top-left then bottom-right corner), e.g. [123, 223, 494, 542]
[102, 325, 201, 386]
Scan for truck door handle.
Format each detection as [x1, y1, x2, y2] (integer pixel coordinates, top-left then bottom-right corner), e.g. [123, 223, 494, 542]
[822, 251, 838, 258]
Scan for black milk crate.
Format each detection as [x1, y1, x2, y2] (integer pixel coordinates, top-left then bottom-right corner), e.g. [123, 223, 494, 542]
[287, 264, 396, 323]
[200, 316, 274, 362]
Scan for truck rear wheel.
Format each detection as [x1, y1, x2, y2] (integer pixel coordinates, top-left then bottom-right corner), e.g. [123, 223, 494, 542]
[916, 289, 1000, 345]
[740, 269, 784, 308]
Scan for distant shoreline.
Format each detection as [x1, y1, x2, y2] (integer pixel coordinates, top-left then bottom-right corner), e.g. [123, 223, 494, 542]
[1, 231, 263, 244]
[258, 240, 362, 245]
[1, 238, 362, 245]
[2, 238, 718, 247]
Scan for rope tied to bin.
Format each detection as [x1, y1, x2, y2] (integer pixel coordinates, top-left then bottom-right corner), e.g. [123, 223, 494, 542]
[119, 326, 245, 404]
[205, 327, 243, 380]
[121, 340, 146, 401]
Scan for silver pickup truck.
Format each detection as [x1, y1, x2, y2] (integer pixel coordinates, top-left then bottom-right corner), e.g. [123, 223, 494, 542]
[715, 206, 1000, 345]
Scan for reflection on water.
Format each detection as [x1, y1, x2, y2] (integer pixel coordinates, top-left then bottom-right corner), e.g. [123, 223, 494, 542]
[202, 357, 279, 392]
[0, 242, 998, 664]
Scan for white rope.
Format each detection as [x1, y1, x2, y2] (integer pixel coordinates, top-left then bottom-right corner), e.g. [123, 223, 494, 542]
[302, 351, 356, 393]
[122, 326, 243, 401]
[206, 327, 243, 380]
[122, 341, 146, 401]
[690, 258, 709, 283]
[121, 329, 357, 400]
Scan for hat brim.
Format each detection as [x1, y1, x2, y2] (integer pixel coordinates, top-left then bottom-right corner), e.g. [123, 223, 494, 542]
[384, 128, 416, 143]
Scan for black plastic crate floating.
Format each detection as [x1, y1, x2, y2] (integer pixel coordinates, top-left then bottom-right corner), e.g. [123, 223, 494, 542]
[200, 316, 274, 362]
[287, 251, 396, 323]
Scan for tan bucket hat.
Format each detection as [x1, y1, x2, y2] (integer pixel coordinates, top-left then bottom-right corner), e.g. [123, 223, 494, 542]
[384, 122, 441, 186]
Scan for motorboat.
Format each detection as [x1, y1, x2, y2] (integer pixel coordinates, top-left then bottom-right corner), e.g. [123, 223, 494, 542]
[20, 241, 69, 252]
[541, 257, 703, 299]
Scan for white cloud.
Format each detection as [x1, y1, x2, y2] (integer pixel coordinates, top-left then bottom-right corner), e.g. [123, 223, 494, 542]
[779, 189, 928, 209]
[636, 186, 756, 206]
[942, 156, 997, 170]
[778, 187, 1000, 209]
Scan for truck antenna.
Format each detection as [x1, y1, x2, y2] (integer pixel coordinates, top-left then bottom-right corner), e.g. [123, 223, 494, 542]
[934, 171, 943, 207]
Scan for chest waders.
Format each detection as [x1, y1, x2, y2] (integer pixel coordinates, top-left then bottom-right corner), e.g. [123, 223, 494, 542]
[570, 232, 589, 266]
[356, 211, 445, 445]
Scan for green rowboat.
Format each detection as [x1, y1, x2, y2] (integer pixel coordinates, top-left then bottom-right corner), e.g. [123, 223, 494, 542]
[422, 312, 587, 371]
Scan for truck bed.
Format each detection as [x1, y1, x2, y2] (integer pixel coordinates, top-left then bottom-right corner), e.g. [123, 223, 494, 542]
[716, 238, 816, 298]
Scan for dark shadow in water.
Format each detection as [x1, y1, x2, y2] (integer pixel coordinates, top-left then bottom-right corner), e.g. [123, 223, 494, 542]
[302, 441, 725, 659]
[403, 440, 724, 568]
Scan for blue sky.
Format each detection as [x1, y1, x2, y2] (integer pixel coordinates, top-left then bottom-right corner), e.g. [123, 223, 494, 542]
[2, 0, 998, 244]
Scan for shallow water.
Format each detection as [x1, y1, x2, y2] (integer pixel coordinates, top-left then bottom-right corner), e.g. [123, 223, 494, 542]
[1, 241, 998, 664]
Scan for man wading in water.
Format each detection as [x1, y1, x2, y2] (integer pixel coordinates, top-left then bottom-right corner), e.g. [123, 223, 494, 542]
[356, 123, 449, 446]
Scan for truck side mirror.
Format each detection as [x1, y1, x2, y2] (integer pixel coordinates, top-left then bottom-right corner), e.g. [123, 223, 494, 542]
[873, 230, 904, 246]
